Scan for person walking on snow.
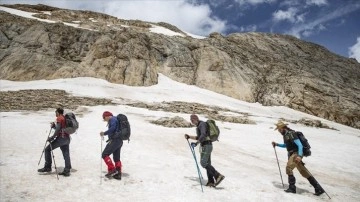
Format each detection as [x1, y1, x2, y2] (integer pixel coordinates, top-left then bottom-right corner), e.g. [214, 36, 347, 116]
[100, 111, 123, 179]
[38, 108, 72, 176]
[272, 121, 325, 195]
[185, 114, 225, 187]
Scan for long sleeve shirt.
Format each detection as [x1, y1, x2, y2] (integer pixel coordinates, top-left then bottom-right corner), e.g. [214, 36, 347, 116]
[278, 132, 304, 157]
[196, 121, 209, 143]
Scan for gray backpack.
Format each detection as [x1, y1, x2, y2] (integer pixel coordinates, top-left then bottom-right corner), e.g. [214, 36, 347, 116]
[63, 112, 79, 135]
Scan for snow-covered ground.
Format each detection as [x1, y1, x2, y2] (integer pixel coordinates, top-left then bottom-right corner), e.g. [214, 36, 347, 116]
[0, 74, 359, 202]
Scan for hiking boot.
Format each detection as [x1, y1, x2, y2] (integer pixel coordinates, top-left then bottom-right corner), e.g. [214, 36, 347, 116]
[113, 172, 122, 180]
[307, 176, 324, 196]
[105, 169, 118, 178]
[314, 187, 325, 196]
[205, 182, 215, 187]
[37, 167, 51, 173]
[215, 174, 225, 186]
[59, 169, 70, 177]
[284, 185, 296, 193]
[112, 167, 122, 180]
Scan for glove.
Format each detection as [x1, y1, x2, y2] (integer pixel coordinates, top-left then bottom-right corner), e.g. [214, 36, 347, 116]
[50, 122, 56, 129]
[185, 134, 190, 139]
[271, 142, 277, 148]
[47, 136, 56, 142]
[191, 142, 198, 148]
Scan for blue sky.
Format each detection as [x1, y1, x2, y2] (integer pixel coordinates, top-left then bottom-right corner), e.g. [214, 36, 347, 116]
[2, 0, 360, 61]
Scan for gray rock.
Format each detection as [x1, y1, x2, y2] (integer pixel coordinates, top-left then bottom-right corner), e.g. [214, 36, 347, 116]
[0, 5, 359, 129]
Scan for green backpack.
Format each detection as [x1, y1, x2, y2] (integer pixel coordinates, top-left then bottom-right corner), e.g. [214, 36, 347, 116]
[206, 120, 220, 142]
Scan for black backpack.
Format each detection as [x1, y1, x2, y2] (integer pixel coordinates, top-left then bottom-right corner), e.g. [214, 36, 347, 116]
[116, 114, 131, 142]
[296, 132, 311, 157]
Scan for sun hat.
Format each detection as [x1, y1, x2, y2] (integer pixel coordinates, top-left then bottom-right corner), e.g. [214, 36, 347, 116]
[274, 121, 288, 130]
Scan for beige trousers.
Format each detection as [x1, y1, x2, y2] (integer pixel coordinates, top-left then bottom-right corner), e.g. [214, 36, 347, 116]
[286, 153, 311, 178]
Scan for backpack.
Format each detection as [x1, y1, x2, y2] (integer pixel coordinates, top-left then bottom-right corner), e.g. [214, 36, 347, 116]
[63, 112, 79, 135]
[206, 119, 220, 142]
[296, 132, 311, 157]
[116, 114, 131, 141]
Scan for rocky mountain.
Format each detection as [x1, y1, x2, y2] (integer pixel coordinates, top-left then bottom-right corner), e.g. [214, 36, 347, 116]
[1, 4, 359, 128]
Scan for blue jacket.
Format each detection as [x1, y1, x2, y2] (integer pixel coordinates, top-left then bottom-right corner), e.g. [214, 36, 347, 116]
[104, 116, 119, 139]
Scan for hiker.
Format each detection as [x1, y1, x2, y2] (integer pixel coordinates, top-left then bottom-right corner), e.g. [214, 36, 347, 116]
[38, 108, 72, 176]
[272, 121, 325, 195]
[185, 114, 225, 187]
[100, 111, 122, 180]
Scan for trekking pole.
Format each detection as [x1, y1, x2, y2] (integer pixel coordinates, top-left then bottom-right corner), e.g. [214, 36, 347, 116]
[303, 166, 331, 199]
[38, 129, 52, 166]
[187, 139, 204, 179]
[186, 139, 203, 192]
[190, 146, 204, 179]
[100, 136, 103, 185]
[49, 142, 59, 180]
[273, 147, 284, 188]
[189, 144, 203, 180]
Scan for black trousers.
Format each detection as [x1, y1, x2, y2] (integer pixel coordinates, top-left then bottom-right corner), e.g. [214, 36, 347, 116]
[102, 138, 123, 162]
[44, 136, 71, 170]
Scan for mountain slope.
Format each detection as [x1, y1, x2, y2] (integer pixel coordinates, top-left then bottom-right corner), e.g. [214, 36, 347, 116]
[0, 4, 359, 129]
[0, 75, 359, 202]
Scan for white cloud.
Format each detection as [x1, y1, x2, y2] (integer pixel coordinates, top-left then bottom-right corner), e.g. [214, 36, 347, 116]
[295, 12, 306, 23]
[306, 0, 328, 6]
[235, 0, 277, 5]
[272, 7, 298, 23]
[1, 0, 227, 36]
[239, 24, 257, 32]
[349, 37, 360, 62]
[104, 1, 227, 36]
[287, 3, 360, 38]
[281, 0, 327, 7]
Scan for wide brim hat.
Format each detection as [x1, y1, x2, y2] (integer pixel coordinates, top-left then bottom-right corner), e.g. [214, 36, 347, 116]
[274, 121, 288, 130]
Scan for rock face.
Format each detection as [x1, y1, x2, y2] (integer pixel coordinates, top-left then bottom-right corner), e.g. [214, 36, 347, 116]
[0, 89, 114, 111]
[0, 4, 359, 128]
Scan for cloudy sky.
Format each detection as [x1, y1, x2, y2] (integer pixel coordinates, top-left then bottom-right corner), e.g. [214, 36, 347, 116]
[2, 0, 360, 61]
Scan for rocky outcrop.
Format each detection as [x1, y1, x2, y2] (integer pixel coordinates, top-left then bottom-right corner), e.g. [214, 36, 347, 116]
[0, 4, 359, 128]
[0, 89, 114, 111]
[150, 116, 192, 128]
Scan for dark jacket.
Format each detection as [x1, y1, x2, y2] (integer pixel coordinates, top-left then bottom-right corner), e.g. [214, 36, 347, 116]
[196, 121, 210, 145]
[283, 130, 300, 153]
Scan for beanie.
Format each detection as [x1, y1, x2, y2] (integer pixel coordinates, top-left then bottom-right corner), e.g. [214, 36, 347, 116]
[102, 111, 113, 119]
